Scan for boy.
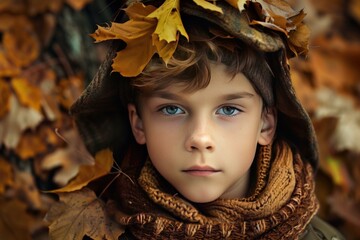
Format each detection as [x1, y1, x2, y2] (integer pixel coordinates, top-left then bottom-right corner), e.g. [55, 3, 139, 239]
[69, 0, 345, 239]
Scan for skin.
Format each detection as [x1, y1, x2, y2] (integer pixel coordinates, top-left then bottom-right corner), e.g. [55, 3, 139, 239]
[128, 63, 276, 203]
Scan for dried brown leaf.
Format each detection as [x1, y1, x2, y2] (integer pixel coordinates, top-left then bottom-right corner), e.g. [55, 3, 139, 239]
[247, 0, 309, 56]
[13, 169, 43, 209]
[45, 188, 124, 240]
[41, 129, 94, 186]
[328, 191, 360, 227]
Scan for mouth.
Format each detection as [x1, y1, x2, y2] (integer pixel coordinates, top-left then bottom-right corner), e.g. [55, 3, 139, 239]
[182, 166, 221, 176]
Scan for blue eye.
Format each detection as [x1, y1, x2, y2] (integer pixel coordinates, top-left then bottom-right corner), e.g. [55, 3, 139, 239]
[160, 106, 185, 115]
[217, 106, 240, 116]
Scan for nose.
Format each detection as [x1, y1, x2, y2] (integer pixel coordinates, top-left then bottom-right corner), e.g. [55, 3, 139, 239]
[185, 117, 215, 152]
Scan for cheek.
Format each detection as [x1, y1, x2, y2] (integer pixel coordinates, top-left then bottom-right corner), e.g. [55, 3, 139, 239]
[144, 122, 181, 157]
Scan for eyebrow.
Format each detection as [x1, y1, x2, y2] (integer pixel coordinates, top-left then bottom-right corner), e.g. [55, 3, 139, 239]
[222, 92, 254, 100]
[150, 91, 254, 101]
[150, 91, 183, 100]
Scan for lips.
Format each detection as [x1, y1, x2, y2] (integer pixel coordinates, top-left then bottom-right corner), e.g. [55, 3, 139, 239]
[182, 166, 221, 176]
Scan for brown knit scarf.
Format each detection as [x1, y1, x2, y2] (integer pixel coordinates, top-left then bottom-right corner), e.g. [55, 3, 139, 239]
[113, 141, 319, 239]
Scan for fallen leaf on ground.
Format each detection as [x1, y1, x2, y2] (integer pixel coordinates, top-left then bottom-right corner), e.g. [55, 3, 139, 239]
[45, 188, 124, 240]
[0, 157, 14, 194]
[0, 78, 11, 118]
[13, 170, 43, 210]
[3, 27, 40, 67]
[0, 95, 43, 149]
[11, 77, 42, 112]
[65, 0, 93, 11]
[15, 130, 48, 160]
[0, 198, 33, 240]
[0, 51, 20, 77]
[41, 129, 94, 186]
[58, 75, 84, 110]
[49, 149, 114, 193]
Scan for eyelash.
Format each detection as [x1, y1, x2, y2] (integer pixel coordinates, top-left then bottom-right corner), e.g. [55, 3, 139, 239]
[159, 105, 185, 115]
[216, 106, 242, 116]
[158, 105, 242, 116]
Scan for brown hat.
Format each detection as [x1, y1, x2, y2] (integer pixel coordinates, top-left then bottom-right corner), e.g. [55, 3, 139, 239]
[70, 0, 319, 169]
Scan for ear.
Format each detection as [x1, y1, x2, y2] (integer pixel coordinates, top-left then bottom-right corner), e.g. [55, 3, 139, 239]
[128, 104, 146, 144]
[258, 108, 277, 145]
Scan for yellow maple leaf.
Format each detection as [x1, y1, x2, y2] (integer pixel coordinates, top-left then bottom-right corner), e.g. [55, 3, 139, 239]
[49, 149, 114, 193]
[152, 33, 178, 64]
[90, 3, 158, 76]
[45, 188, 124, 240]
[148, 0, 189, 43]
[193, 0, 223, 13]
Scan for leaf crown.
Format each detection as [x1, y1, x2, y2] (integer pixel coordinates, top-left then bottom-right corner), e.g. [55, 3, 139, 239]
[90, 0, 310, 77]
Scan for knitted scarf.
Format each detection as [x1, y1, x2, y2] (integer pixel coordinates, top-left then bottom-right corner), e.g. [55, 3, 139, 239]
[113, 141, 319, 239]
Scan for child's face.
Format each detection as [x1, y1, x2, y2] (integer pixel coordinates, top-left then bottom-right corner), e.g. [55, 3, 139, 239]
[128, 63, 275, 203]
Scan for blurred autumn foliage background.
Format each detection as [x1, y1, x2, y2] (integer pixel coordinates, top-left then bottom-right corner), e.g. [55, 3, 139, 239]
[0, 0, 359, 239]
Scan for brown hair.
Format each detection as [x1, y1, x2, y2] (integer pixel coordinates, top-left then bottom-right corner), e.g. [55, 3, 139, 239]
[128, 19, 275, 110]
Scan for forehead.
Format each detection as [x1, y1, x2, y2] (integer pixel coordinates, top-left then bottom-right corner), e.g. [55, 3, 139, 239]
[144, 63, 258, 99]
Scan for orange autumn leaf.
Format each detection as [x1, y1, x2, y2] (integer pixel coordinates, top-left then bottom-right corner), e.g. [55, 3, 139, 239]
[15, 130, 47, 160]
[0, 78, 11, 119]
[58, 75, 84, 110]
[45, 188, 124, 240]
[0, 51, 20, 77]
[65, 0, 92, 11]
[11, 77, 42, 112]
[49, 149, 114, 193]
[3, 27, 40, 67]
[0, 198, 33, 240]
[91, 3, 158, 76]
[0, 157, 14, 194]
